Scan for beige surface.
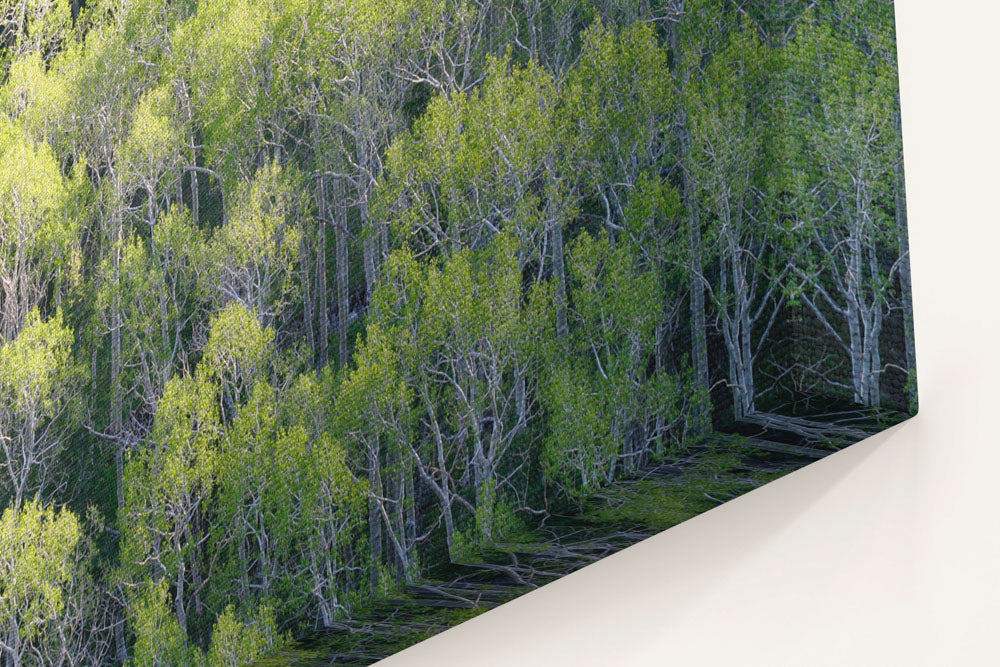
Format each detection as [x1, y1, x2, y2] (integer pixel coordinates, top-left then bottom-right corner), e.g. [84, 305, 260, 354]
[377, 2, 1000, 664]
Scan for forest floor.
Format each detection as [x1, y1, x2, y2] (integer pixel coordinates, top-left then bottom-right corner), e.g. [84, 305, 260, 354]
[253, 430, 843, 666]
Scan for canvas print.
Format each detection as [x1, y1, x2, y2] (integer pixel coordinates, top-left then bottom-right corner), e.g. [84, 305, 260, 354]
[0, 0, 914, 664]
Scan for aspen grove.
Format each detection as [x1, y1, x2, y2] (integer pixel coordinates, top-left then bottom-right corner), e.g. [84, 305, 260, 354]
[0, 0, 912, 664]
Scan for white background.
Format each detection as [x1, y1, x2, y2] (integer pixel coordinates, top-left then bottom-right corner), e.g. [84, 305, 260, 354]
[379, 2, 1000, 664]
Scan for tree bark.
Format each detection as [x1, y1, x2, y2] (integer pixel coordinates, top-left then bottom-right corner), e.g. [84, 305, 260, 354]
[315, 175, 330, 369]
[368, 445, 382, 588]
[334, 177, 350, 368]
[189, 163, 199, 226]
[184, 88, 200, 227]
[687, 197, 711, 427]
[301, 218, 316, 365]
[545, 155, 568, 339]
[111, 210, 124, 510]
[114, 614, 127, 663]
[679, 124, 712, 424]
[362, 225, 376, 309]
[5, 619, 20, 667]
[895, 155, 917, 411]
[670, 10, 712, 431]
[174, 552, 187, 634]
[551, 221, 568, 339]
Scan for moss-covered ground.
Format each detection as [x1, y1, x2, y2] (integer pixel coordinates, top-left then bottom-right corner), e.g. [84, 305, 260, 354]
[257, 437, 808, 665]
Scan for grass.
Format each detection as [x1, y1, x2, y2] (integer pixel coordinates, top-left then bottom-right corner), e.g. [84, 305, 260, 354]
[583, 449, 789, 533]
[583, 479, 714, 532]
[255, 602, 492, 666]
[257, 444, 802, 664]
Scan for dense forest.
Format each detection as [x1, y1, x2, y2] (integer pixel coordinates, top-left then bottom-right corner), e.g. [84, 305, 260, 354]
[0, 0, 914, 664]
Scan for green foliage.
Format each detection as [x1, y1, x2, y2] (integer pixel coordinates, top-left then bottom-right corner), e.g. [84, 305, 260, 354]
[205, 605, 283, 667]
[119, 369, 220, 639]
[0, 0, 910, 662]
[203, 302, 274, 403]
[561, 20, 672, 192]
[0, 120, 78, 339]
[209, 161, 304, 327]
[543, 231, 685, 500]
[175, 0, 272, 184]
[123, 305, 371, 646]
[211, 376, 368, 624]
[122, 84, 183, 205]
[130, 581, 284, 666]
[0, 500, 81, 662]
[128, 582, 198, 667]
[1, 51, 71, 144]
[541, 361, 615, 499]
[0, 309, 79, 506]
[0, 0, 73, 68]
[0, 308, 75, 419]
[99, 205, 209, 420]
[686, 22, 769, 219]
[382, 56, 559, 258]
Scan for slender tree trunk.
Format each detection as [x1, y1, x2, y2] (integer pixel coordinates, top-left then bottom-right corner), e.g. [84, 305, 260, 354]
[671, 4, 712, 431]
[5, 620, 19, 667]
[739, 288, 755, 416]
[358, 118, 378, 309]
[844, 213, 886, 408]
[846, 239, 867, 405]
[370, 448, 411, 580]
[735, 231, 756, 417]
[422, 389, 457, 555]
[869, 310, 883, 408]
[317, 591, 334, 629]
[405, 465, 416, 558]
[315, 537, 336, 628]
[688, 220, 710, 418]
[718, 229, 756, 420]
[551, 220, 568, 336]
[866, 242, 884, 408]
[723, 330, 755, 418]
[114, 613, 127, 663]
[111, 209, 125, 510]
[368, 444, 382, 588]
[362, 224, 376, 309]
[334, 177, 350, 367]
[238, 535, 249, 601]
[174, 561, 187, 634]
[390, 453, 408, 577]
[184, 89, 200, 227]
[471, 431, 493, 541]
[437, 442, 457, 554]
[174, 172, 183, 206]
[301, 223, 316, 365]
[189, 165, 199, 226]
[545, 155, 568, 339]
[895, 157, 917, 411]
[679, 118, 711, 430]
[316, 176, 330, 369]
[380, 216, 390, 264]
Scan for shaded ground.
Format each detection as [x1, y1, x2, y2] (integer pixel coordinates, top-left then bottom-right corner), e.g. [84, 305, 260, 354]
[256, 415, 903, 665]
